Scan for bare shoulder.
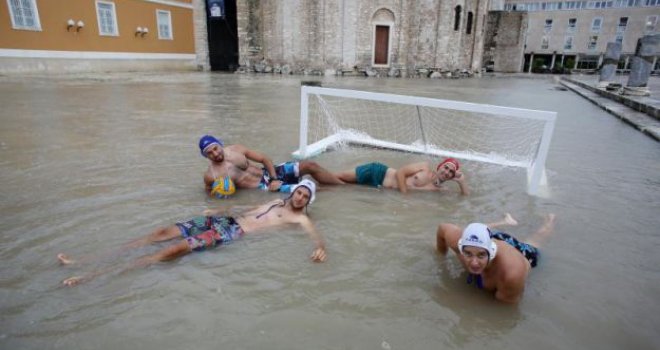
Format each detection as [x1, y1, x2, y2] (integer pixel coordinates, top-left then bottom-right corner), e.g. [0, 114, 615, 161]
[225, 144, 249, 153]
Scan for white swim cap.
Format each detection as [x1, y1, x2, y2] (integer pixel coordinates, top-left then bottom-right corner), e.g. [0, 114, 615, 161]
[457, 223, 497, 262]
[292, 179, 316, 205]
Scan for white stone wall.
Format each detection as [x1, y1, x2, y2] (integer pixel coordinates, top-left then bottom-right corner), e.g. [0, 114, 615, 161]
[231, 0, 488, 74]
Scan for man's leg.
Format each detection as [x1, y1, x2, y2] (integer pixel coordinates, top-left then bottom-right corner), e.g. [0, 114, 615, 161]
[58, 225, 182, 265]
[298, 161, 345, 185]
[334, 169, 357, 183]
[525, 214, 556, 248]
[122, 225, 183, 249]
[487, 213, 518, 230]
[62, 240, 191, 286]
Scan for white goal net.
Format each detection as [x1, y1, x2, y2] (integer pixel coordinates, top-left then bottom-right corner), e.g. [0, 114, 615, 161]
[292, 86, 556, 195]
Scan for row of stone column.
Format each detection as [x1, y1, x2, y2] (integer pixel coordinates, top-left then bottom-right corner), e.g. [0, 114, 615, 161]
[599, 34, 660, 96]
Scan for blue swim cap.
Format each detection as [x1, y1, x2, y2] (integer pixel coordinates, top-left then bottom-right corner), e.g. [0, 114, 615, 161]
[199, 135, 224, 157]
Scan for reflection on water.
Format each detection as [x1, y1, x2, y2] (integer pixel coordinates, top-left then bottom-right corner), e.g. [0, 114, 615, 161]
[0, 73, 659, 350]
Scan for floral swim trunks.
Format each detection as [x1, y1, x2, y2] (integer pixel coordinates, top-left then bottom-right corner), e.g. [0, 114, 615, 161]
[176, 215, 244, 252]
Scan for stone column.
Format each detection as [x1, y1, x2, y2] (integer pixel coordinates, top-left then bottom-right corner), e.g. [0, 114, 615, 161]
[624, 34, 660, 96]
[193, 0, 210, 71]
[598, 42, 621, 88]
[528, 53, 534, 73]
[574, 55, 579, 69]
[550, 52, 556, 69]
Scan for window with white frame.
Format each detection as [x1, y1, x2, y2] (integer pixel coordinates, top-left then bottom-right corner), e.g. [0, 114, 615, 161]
[541, 36, 549, 49]
[567, 18, 577, 33]
[564, 36, 573, 50]
[591, 17, 602, 32]
[646, 15, 658, 32]
[588, 35, 598, 50]
[617, 17, 628, 32]
[157, 10, 173, 40]
[96, 1, 118, 36]
[544, 19, 553, 32]
[615, 34, 624, 45]
[7, 0, 41, 30]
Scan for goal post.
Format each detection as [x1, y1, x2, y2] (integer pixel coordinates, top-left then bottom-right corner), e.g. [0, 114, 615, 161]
[292, 86, 556, 196]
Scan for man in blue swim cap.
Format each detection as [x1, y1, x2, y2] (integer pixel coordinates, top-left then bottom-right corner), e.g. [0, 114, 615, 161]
[198, 134, 343, 196]
[435, 213, 555, 303]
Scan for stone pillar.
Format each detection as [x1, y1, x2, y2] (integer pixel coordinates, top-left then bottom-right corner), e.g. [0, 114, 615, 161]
[624, 55, 630, 70]
[550, 53, 556, 69]
[598, 42, 621, 88]
[574, 55, 579, 69]
[624, 34, 660, 96]
[193, 0, 210, 71]
[528, 53, 534, 73]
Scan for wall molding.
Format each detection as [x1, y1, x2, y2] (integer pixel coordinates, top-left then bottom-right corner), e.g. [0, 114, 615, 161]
[0, 49, 195, 60]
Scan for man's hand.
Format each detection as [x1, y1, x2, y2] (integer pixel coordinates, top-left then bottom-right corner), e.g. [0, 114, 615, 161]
[268, 180, 283, 191]
[453, 171, 465, 183]
[310, 247, 327, 262]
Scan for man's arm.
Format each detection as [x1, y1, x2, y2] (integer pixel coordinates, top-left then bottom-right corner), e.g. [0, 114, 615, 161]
[236, 145, 282, 191]
[436, 223, 461, 255]
[494, 272, 525, 304]
[452, 172, 470, 196]
[395, 162, 427, 194]
[298, 216, 327, 262]
[203, 171, 215, 195]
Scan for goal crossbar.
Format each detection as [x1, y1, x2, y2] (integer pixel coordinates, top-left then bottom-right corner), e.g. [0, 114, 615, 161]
[292, 86, 556, 195]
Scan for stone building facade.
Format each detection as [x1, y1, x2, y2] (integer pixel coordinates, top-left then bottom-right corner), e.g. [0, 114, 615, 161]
[224, 0, 490, 76]
[483, 11, 528, 72]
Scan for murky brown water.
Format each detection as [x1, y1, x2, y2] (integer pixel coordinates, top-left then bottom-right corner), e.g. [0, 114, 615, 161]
[0, 72, 658, 350]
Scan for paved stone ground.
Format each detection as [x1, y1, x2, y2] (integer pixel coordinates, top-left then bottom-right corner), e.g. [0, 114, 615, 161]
[559, 74, 660, 141]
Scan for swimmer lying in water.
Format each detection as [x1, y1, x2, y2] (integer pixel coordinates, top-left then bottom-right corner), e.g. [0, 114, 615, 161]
[333, 158, 469, 195]
[435, 213, 556, 303]
[199, 135, 344, 195]
[58, 180, 326, 286]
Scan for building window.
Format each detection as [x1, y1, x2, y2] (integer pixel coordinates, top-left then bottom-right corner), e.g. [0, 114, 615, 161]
[646, 15, 658, 32]
[542, 36, 549, 49]
[645, 0, 658, 5]
[615, 34, 624, 45]
[454, 6, 461, 31]
[617, 17, 628, 32]
[567, 18, 577, 33]
[96, 1, 118, 36]
[564, 36, 574, 50]
[466, 11, 473, 34]
[7, 0, 41, 30]
[588, 35, 598, 50]
[157, 10, 173, 40]
[544, 19, 553, 32]
[591, 17, 602, 32]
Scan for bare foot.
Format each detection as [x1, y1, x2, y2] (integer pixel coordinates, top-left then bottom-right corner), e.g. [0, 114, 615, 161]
[504, 213, 518, 226]
[62, 276, 83, 286]
[526, 213, 556, 248]
[57, 253, 75, 265]
[487, 213, 518, 229]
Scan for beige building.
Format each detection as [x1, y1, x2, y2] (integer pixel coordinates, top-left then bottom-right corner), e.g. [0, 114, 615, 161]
[502, 0, 660, 72]
[0, 0, 196, 74]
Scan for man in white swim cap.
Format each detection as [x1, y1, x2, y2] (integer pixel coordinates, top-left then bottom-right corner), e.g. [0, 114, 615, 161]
[58, 180, 326, 287]
[435, 213, 556, 303]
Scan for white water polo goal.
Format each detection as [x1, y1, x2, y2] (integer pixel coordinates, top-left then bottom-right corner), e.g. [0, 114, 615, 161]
[291, 86, 556, 196]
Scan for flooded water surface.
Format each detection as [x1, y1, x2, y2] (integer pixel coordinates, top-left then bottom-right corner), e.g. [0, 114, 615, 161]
[0, 72, 659, 350]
